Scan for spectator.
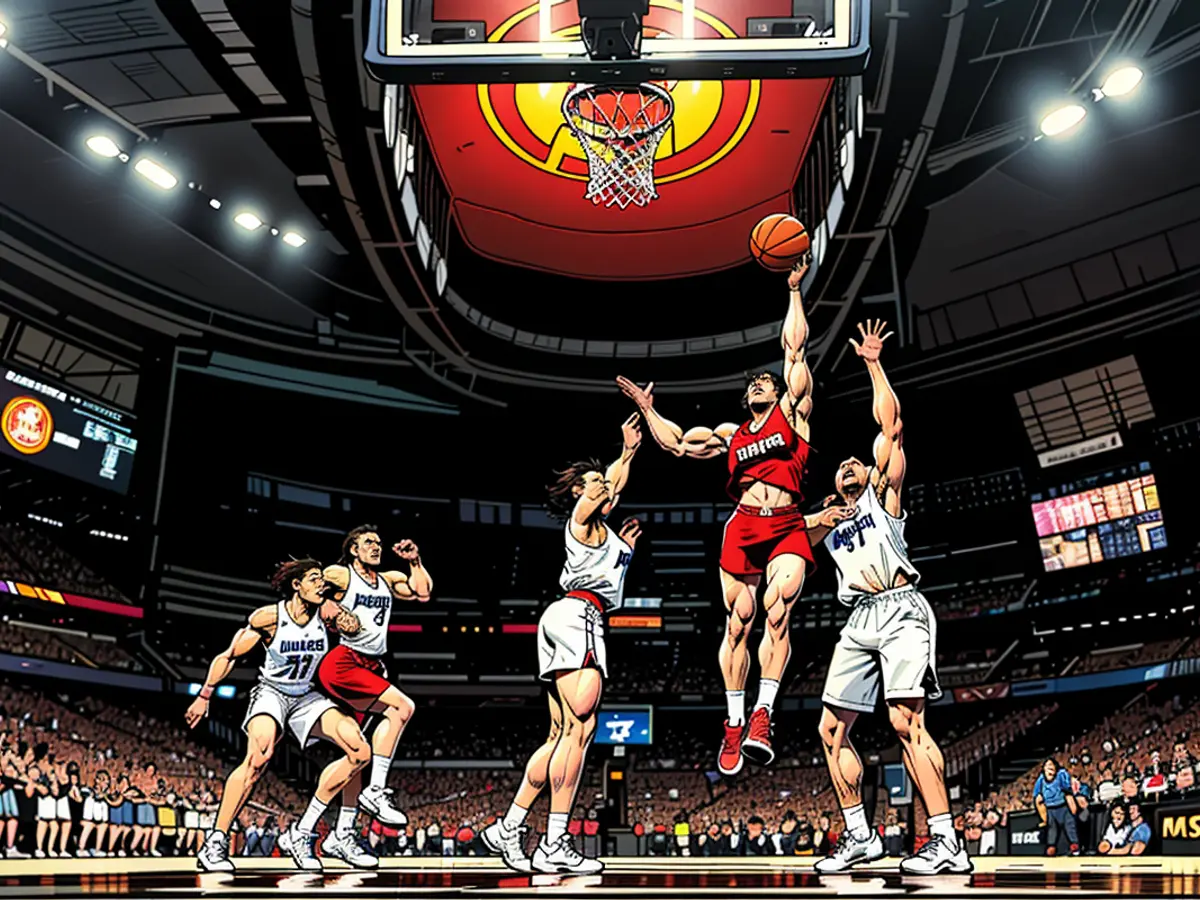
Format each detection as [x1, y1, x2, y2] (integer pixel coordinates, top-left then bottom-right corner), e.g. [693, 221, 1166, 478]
[774, 810, 799, 855]
[743, 816, 772, 855]
[1098, 803, 1131, 855]
[1101, 803, 1150, 856]
[979, 808, 1004, 856]
[1069, 772, 1092, 850]
[77, 769, 109, 858]
[1034, 758, 1080, 856]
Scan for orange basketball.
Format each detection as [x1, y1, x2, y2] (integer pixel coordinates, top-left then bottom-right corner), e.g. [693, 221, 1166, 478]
[750, 214, 811, 272]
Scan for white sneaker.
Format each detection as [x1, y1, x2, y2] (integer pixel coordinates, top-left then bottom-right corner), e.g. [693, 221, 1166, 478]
[899, 835, 973, 875]
[6, 848, 30, 859]
[278, 825, 323, 872]
[481, 821, 533, 874]
[76, 849, 90, 858]
[34, 850, 46, 860]
[196, 832, 233, 873]
[814, 830, 885, 874]
[531, 835, 603, 876]
[321, 830, 379, 869]
[358, 785, 407, 826]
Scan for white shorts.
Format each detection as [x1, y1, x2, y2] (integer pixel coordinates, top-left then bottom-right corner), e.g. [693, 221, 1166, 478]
[537, 596, 607, 681]
[36, 796, 56, 820]
[183, 810, 200, 830]
[199, 813, 215, 830]
[242, 682, 336, 748]
[822, 586, 941, 713]
[83, 796, 108, 823]
[57, 797, 72, 821]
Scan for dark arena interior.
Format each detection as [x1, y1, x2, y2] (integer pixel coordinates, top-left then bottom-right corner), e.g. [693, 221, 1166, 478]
[0, 0, 1199, 897]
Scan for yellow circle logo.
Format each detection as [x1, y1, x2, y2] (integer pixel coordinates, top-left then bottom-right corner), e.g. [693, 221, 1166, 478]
[3, 396, 54, 455]
[478, 0, 760, 185]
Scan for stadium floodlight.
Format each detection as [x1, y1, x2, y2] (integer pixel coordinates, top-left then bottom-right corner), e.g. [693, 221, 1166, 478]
[282, 231, 306, 248]
[86, 135, 122, 158]
[234, 211, 263, 230]
[133, 158, 178, 190]
[1039, 103, 1086, 137]
[209, 198, 221, 209]
[1100, 65, 1143, 98]
[0, 19, 8, 41]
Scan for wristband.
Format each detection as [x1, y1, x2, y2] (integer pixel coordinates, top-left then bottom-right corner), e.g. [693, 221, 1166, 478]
[199, 686, 214, 700]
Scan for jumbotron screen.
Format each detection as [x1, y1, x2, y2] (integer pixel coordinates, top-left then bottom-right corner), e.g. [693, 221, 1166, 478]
[0, 367, 138, 494]
[1031, 469, 1166, 572]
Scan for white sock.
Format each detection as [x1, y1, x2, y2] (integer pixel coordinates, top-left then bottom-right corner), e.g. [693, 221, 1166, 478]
[927, 813, 957, 848]
[546, 813, 569, 845]
[337, 806, 359, 836]
[755, 679, 780, 713]
[842, 804, 870, 841]
[726, 691, 746, 727]
[297, 797, 327, 835]
[502, 802, 529, 832]
[369, 754, 393, 791]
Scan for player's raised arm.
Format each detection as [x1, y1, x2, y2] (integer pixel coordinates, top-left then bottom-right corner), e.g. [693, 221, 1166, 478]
[382, 540, 432, 603]
[779, 260, 814, 441]
[185, 606, 273, 728]
[589, 413, 643, 519]
[850, 320, 905, 516]
[616, 377, 737, 459]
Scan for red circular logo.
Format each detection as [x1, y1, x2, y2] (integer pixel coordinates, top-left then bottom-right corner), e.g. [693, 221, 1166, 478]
[3, 397, 54, 455]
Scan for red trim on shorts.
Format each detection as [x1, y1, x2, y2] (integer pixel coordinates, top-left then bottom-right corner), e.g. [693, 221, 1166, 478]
[565, 590, 606, 613]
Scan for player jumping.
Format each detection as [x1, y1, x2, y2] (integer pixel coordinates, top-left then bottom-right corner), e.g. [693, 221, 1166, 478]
[617, 259, 814, 776]
[186, 559, 372, 873]
[806, 321, 970, 876]
[482, 414, 643, 876]
[317, 528, 432, 849]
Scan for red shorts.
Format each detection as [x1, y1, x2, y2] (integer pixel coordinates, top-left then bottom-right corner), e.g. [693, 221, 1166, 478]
[719, 504, 816, 577]
[317, 644, 391, 721]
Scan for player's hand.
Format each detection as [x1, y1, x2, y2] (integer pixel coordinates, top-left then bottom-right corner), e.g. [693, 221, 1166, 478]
[621, 413, 642, 452]
[393, 539, 420, 561]
[788, 252, 812, 290]
[814, 505, 855, 529]
[619, 517, 643, 549]
[615, 376, 655, 412]
[821, 493, 840, 508]
[184, 698, 209, 729]
[849, 320, 893, 363]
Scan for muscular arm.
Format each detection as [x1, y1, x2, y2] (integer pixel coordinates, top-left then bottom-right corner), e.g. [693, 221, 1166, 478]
[804, 514, 834, 545]
[866, 357, 905, 517]
[322, 565, 349, 601]
[642, 408, 738, 460]
[779, 280, 813, 441]
[383, 559, 432, 603]
[318, 599, 361, 635]
[201, 606, 272, 689]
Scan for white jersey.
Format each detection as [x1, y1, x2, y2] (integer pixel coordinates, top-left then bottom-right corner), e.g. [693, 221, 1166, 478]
[823, 482, 920, 607]
[559, 520, 633, 612]
[258, 600, 331, 697]
[338, 565, 392, 657]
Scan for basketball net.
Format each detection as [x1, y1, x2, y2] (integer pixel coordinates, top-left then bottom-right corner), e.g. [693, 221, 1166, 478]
[562, 83, 674, 210]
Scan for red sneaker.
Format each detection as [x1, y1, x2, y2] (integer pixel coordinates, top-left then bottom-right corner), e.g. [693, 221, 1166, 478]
[741, 707, 775, 766]
[718, 720, 745, 776]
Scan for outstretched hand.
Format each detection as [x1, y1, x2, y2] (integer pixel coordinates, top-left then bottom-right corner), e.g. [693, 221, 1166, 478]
[849, 319, 893, 363]
[621, 413, 642, 453]
[619, 517, 643, 549]
[813, 505, 855, 529]
[616, 376, 655, 413]
[393, 539, 420, 561]
[788, 252, 812, 291]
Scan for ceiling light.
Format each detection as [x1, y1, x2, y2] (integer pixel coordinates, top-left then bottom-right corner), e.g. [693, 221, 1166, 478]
[282, 231, 306, 248]
[0, 20, 8, 41]
[1100, 65, 1143, 98]
[209, 198, 221, 210]
[234, 212, 263, 231]
[133, 158, 178, 190]
[86, 135, 121, 158]
[1039, 104, 1087, 137]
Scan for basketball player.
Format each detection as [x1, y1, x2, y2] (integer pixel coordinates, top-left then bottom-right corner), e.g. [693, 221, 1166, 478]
[481, 414, 643, 875]
[617, 259, 814, 776]
[808, 321, 970, 876]
[186, 559, 374, 873]
[317, 529, 432, 846]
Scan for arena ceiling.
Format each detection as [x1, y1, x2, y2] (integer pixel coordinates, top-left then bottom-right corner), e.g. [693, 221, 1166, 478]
[0, 0, 1197, 408]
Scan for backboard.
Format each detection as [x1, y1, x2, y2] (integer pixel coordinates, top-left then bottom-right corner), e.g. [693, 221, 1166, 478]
[365, 0, 870, 84]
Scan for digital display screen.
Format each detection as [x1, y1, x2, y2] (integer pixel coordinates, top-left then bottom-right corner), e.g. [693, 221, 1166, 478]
[0, 367, 137, 494]
[595, 709, 652, 745]
[1032, 472, 1165, 572]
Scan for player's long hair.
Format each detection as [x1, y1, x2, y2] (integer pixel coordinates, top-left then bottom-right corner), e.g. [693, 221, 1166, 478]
[545, 458, 604, 521]
[741, 370, 787, 409]
[270, 558, 322, 598]
[339, 524, 380, 565]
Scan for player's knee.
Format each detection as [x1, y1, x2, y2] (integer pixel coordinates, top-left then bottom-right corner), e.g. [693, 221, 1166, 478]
[247, 743, 273, 773]
[888, 703, 918, 742]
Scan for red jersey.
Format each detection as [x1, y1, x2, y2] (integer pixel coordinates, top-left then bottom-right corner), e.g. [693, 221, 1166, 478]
[726, 404, 811, 501]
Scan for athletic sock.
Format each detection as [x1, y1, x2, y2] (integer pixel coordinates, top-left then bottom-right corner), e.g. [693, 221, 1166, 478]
[927, 814, 957, 848]
[369, 754, 393, 792]
[842, 804, 870, 841]
[546, 813, 570, 846]
[337, 806, 359, 837]
[502, 802, 529, 833]
[297, 797, 327, 835]
[755, 679, 780, 714]
[726, 691, 746, 727]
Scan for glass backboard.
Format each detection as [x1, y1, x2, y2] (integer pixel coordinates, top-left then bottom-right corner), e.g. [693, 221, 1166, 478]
[365, 0, 870, 84]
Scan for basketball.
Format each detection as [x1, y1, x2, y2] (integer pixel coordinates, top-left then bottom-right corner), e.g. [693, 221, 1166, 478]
[749, 214, 811, 272]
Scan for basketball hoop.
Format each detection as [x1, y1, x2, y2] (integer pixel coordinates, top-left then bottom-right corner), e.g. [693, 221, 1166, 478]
[562, 82, 674, 210]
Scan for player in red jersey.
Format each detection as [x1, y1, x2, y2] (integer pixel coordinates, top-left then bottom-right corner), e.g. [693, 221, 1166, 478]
[617, 259, 820, 776]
